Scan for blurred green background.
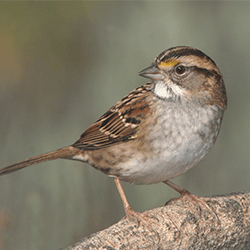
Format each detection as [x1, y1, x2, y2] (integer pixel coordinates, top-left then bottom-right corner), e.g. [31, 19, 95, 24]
[0, 2, 250, 250]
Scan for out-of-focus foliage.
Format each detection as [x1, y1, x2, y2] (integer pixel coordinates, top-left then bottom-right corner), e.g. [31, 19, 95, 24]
[0, 2, 250, 250]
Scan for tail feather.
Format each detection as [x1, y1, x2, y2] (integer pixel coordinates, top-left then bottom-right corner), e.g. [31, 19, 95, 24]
[0, 146, 76, 176]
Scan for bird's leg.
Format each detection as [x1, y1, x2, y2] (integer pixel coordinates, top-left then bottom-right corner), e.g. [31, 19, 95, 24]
[163, 180, 218, 221]
[114, 178, 135, 219]
[114, 178, 158, 229]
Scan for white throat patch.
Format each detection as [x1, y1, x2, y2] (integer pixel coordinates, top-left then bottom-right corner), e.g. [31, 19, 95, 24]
[154, 81, 184, 100]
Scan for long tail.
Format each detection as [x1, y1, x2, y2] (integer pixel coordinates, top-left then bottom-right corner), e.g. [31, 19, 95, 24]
[0, 146, 77, 176]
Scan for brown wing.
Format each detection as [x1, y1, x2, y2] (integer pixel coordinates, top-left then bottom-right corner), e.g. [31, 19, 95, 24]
[73, 83, 153, 150]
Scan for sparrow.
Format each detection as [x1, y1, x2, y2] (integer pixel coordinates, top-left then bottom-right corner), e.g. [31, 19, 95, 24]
[0, 46, 227, 222]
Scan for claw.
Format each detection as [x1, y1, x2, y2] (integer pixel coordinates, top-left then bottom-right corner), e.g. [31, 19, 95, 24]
[163, 180, 219, 223]
[114, 178, 160, 242]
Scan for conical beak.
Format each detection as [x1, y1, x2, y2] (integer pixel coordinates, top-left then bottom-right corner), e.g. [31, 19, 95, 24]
[138, 65, 165, 80]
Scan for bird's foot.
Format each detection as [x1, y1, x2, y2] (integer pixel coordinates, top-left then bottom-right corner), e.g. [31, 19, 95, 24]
[164, 180, 219, 222]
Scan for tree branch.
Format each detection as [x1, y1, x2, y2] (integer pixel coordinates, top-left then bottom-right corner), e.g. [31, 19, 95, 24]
[64, 192, 250, 250]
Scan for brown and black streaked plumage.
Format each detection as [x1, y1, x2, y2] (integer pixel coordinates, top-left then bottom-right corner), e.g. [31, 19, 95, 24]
[0, 83, 153, 175]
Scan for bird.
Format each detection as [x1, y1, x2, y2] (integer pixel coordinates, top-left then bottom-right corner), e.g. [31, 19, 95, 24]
[0, 46, 227, 223]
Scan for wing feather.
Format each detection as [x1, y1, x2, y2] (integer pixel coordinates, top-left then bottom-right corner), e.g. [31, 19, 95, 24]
[73, 83, 153, 150]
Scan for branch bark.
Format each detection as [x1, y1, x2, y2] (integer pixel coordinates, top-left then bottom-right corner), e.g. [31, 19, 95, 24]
[64, 192, 250, 250]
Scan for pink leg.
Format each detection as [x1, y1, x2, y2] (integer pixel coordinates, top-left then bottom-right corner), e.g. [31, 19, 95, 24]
[114, 178, 159, 230]
[163, 180, 218, 221]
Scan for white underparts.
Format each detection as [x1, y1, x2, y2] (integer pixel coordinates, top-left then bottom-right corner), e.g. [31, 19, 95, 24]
[154, 81, 184, 99]
[72, 154, 86, 161]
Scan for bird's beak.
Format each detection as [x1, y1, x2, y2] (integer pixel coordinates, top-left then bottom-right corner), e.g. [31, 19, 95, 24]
[138, 64, 165, 80]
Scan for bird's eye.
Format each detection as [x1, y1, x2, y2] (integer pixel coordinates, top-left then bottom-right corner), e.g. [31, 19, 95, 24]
[175, 65, 186, 75]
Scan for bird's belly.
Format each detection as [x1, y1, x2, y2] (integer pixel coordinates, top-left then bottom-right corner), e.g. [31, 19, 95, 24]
[117, 105, 222, 185]
[83, 104, 222, 185]
[116, 133, 216, 185]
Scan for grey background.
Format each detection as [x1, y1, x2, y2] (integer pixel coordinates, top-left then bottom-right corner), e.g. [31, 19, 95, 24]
[0, 2, 250, 250]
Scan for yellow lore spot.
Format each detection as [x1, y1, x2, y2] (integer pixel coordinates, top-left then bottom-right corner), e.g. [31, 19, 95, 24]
[160, 59, 179, 67]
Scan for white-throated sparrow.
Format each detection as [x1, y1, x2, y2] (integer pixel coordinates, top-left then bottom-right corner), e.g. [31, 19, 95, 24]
[0, 46, 227, 221]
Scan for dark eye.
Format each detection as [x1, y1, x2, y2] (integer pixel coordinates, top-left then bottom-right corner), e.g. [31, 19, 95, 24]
[175, 65, 186, 75]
